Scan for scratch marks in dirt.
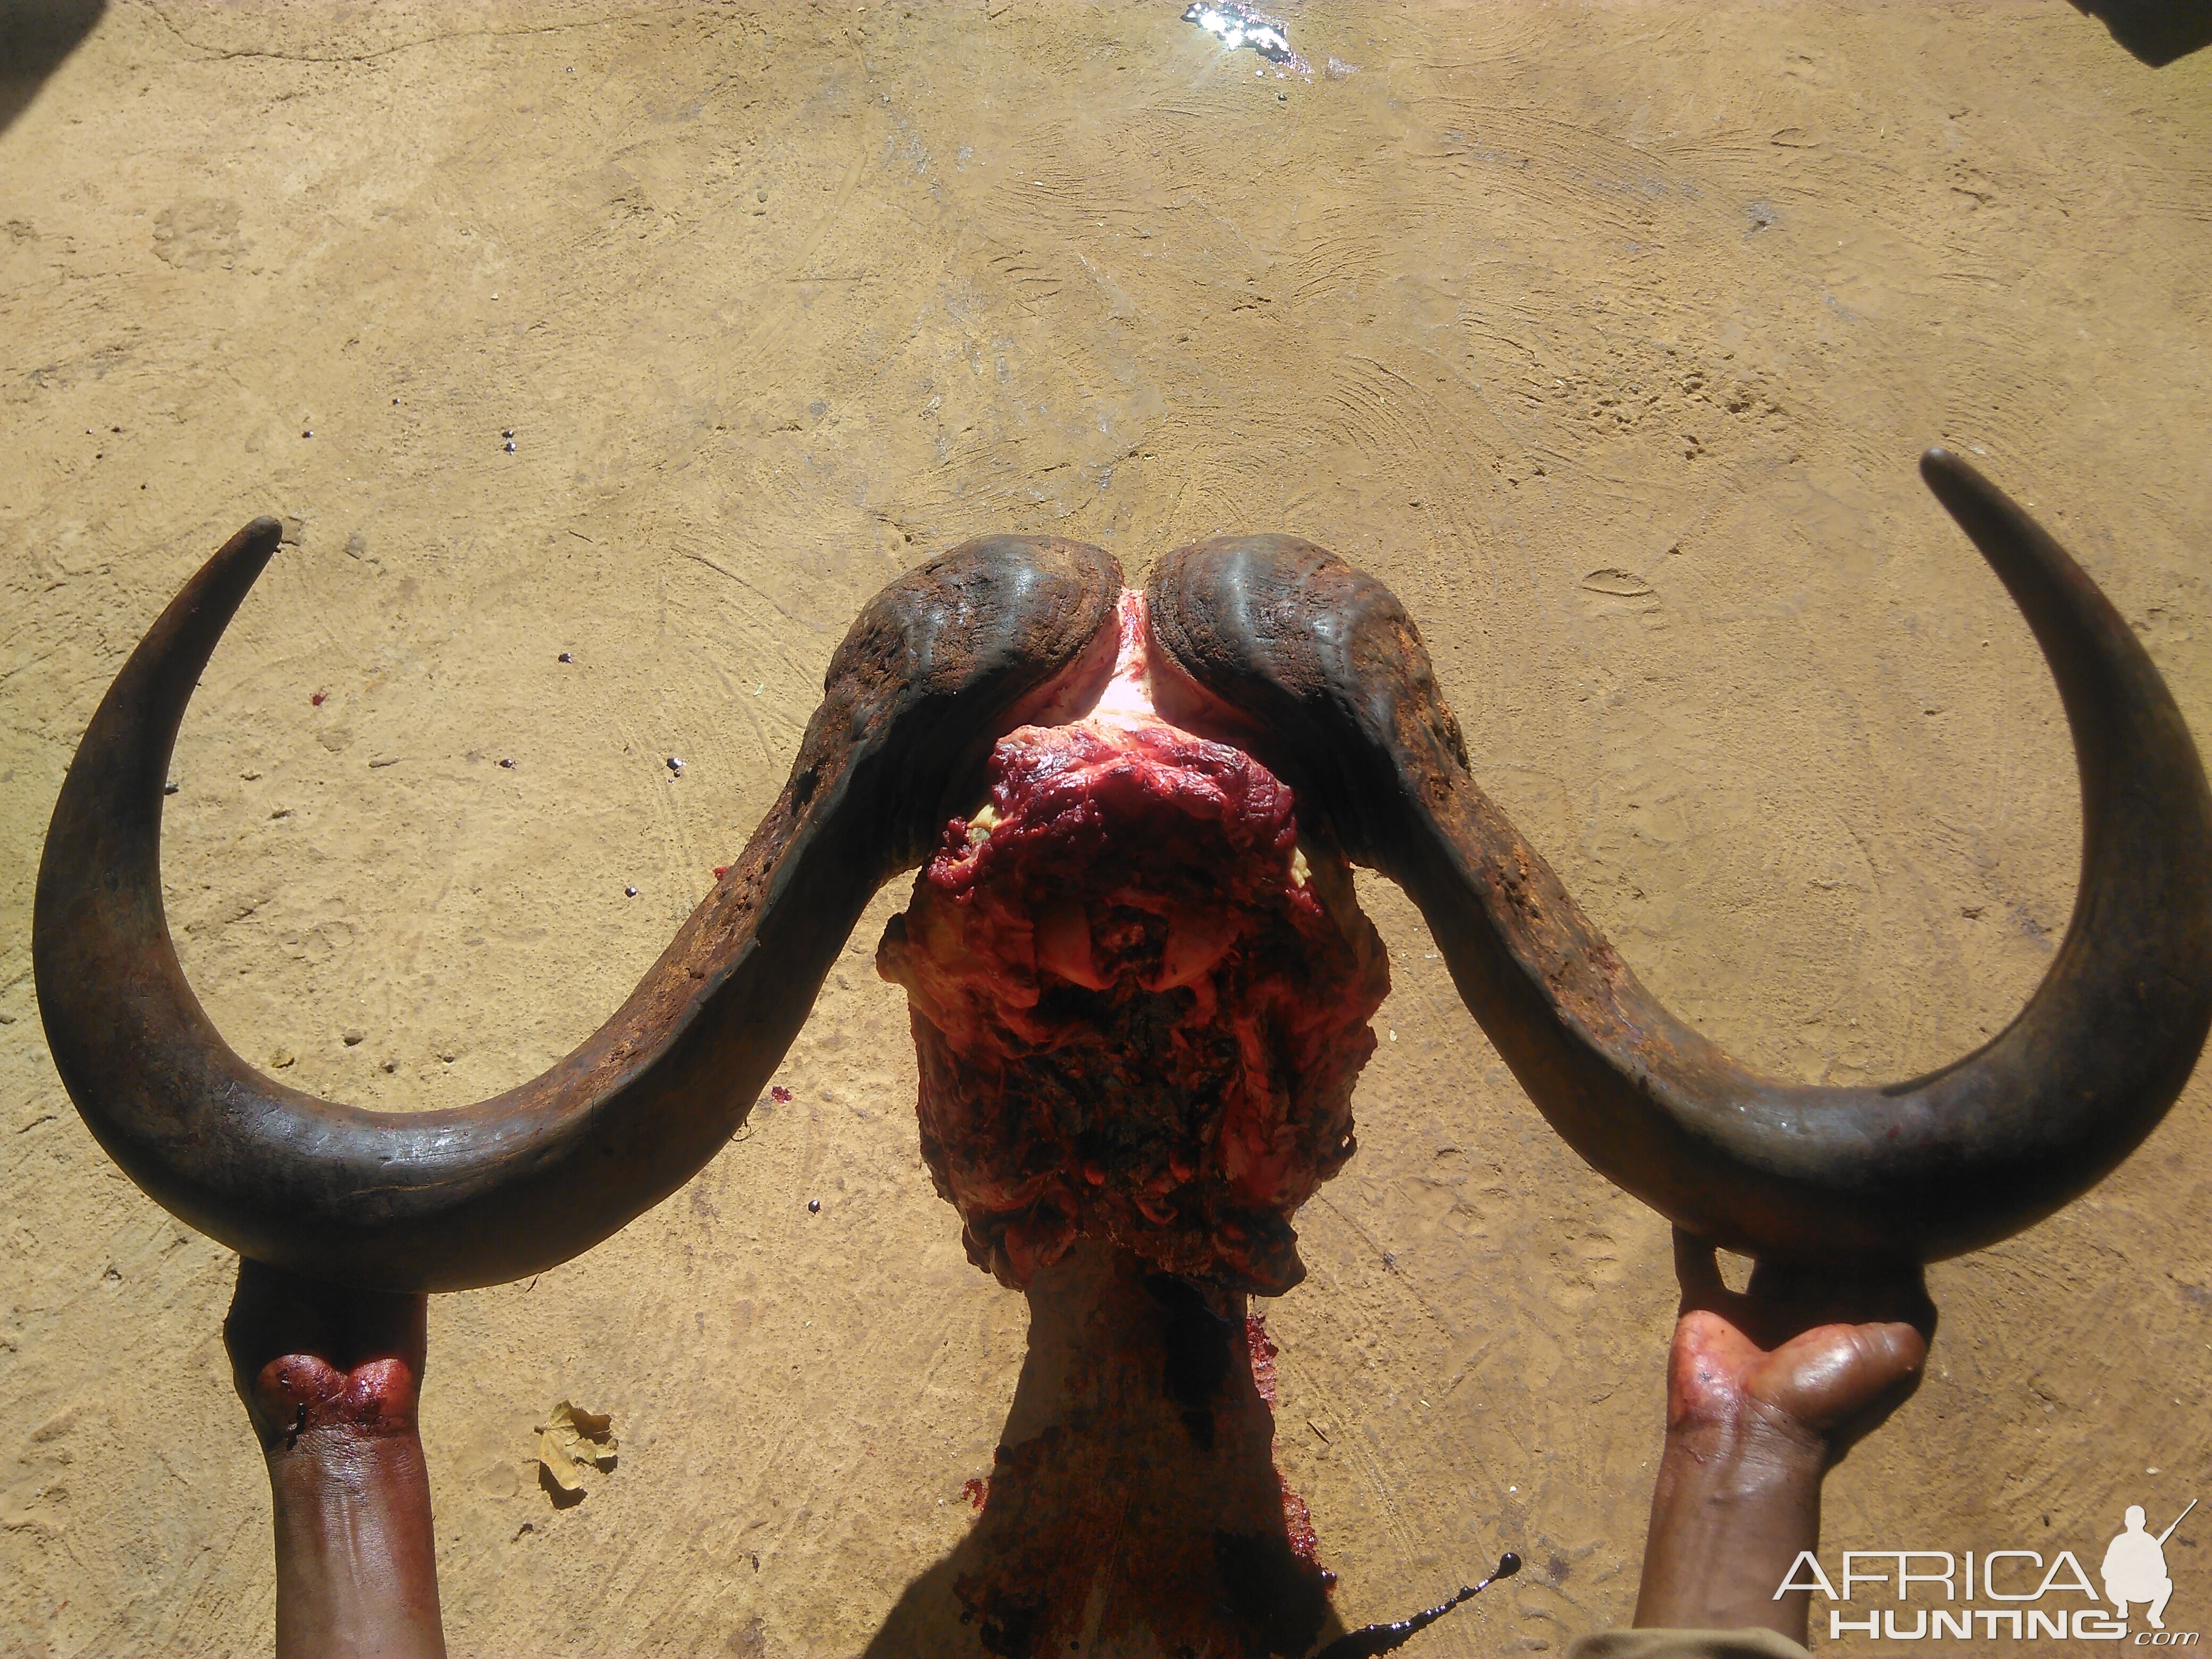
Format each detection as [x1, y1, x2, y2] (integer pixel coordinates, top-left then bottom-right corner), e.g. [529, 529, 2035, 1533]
[139, 1, 690, 67]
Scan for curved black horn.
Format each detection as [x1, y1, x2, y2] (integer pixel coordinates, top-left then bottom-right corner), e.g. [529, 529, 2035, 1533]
[36, 518, 1122, 1291]
[1144, 450, 2212, 1263]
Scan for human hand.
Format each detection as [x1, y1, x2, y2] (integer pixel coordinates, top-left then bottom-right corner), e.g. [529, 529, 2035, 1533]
[223, 1256, 428, 1455]
[222, 1258, 446, 1658]
[1633, 1230, 1936, 1639]
[1665, 1230, 1932, 1466]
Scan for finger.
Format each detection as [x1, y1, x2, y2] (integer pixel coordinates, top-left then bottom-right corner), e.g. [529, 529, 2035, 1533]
[1823, 1321, 1932, 1461]
[1779, 1319, 1929, 1429]
[1855, 1319, 1930, 1391]
[225, 1256, 425, 1376]
[1668, 1309, 1761, 1407]
[327, 1283, 430, 1372]
[1671, 1227, 1732, 1314]
[1888, 1265, 1938, 1343]
[1822, 1262, 1934, 1340]
[1741, 1252, 1934, 1344]
[224, 1255, 321, 1364]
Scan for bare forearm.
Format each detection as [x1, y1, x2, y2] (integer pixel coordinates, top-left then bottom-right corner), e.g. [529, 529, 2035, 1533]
[266, 1432, 446, 1659]
[1633, 1414, 1824, 1643]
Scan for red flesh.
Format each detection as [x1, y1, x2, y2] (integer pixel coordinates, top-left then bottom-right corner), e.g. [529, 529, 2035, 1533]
[878, 595, 1389, 1294]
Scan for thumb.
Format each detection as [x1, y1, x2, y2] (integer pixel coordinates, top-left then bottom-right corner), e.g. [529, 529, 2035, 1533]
[1764, 1319, 1928, 1434]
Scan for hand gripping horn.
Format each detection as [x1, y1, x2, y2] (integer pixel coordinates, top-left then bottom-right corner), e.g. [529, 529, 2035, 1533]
[35, 518, 1122, 1291]
[1145, 449, 2212, 1263]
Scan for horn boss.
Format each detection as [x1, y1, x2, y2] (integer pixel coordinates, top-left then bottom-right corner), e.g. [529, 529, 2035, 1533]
[877, 594, 1390, 1295]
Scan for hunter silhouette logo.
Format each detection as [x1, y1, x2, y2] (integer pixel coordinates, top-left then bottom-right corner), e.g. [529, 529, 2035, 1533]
[1776, 1496, 2200, 1644]
[2107, 1501, 2195, 1631]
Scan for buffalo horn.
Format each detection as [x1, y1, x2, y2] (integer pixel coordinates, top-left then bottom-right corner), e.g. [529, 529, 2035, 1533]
[35, 518, 1121, 1290]
[1144, 449, 2212, 1262]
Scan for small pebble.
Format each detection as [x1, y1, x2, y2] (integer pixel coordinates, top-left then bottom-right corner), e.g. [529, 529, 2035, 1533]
[712, 864, 728, 879]
[770, 1085, 793, 1104]
[503, 429, 514, 438]
[504, 440, 516, 453]
[163, 779, 180, 795]
[311, 689, 327, 707]
[807, 1199, 822, 1214]
[666, 756, 684, 774]
[498, 757, 516, 769]
[558, 651, 574, 663]
[302, 429, 313, 438]
[625, 885, 639, 897]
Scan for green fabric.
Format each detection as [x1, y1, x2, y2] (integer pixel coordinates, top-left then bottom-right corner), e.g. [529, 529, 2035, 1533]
[1568, 1630, 1812, 1659]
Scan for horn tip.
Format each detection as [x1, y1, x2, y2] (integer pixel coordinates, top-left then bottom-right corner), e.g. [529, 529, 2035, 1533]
[1920, 445, 1966, 484]
[1917, 446, 2006, 524]
[212, 517, 287, 587]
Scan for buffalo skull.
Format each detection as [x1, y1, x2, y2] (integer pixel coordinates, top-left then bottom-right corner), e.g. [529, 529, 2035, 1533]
[35, 448, 2212, 1297]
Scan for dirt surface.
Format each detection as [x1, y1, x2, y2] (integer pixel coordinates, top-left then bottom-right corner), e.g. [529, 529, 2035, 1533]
[3, 3, 2209, 1655]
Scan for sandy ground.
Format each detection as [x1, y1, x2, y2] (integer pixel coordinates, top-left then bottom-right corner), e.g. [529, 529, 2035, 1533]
[3, 2, 2210, 1654]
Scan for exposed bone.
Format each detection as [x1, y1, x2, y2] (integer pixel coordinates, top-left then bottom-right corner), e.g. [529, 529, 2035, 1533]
[878, 593, 1389, 1293]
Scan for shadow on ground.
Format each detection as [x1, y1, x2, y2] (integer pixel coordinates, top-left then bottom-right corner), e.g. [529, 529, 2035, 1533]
[2071, 0, 2212, 64]
[0, 0, 106, 138]
[862, 1243, 1352, 1658]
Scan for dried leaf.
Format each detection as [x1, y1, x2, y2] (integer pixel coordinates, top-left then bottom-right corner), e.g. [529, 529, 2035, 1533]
[536, 1400, 618, 1495]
